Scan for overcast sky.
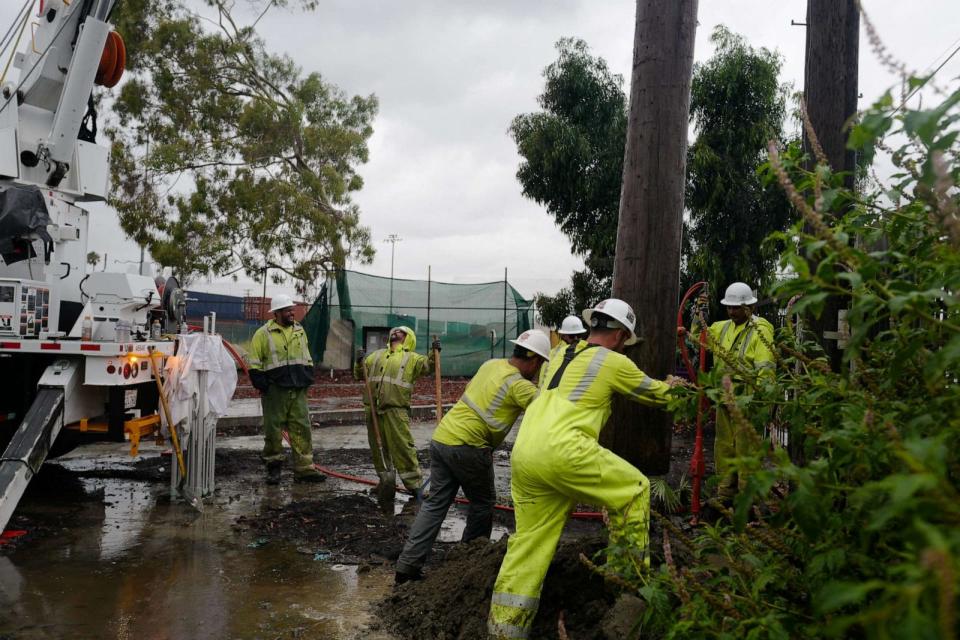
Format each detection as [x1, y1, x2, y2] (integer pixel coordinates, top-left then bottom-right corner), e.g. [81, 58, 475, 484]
[3, 1, 959, 300]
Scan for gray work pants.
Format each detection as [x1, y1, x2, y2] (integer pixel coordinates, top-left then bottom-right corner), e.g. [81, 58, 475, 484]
[395, 440, 496, 575]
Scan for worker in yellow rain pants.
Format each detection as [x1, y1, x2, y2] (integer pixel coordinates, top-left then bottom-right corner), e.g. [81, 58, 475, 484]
[354, 326, 439, 498]
[692, 282, 775, 501]
[488, 298, 682, 639]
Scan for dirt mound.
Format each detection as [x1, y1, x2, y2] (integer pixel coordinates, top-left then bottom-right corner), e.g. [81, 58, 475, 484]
[233, 492, 409, 561]
[378, 534, 616, 639]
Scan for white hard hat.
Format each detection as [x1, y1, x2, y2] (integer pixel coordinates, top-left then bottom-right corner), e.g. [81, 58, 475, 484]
[558, 315, 587, 335]
[509, 330, 552, 360]
[269, 293, 296, 313]
[582, 298, 639, 346]
[720, 282, 757, 306]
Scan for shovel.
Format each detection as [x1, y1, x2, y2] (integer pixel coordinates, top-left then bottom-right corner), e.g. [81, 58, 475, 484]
[362, 362, 396, 511]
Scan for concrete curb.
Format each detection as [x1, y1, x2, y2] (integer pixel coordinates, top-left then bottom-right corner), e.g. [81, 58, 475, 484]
[217, 402, 456, 429]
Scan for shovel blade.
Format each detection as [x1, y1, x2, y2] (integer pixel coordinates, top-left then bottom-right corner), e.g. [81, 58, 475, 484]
[376, 470, 397, 512]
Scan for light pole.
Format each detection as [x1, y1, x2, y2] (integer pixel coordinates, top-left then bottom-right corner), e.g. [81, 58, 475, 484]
[384, 234, 402, 313]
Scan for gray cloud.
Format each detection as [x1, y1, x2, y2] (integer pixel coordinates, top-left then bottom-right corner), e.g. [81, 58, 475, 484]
[1, 0, 957, 301]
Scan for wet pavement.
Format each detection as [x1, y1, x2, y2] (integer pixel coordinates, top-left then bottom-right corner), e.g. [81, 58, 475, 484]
[0, 421, 534, 640]
[0, 426, 425, 640]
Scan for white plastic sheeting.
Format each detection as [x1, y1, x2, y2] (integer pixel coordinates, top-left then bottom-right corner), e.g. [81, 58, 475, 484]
[163, 333, 238, 433]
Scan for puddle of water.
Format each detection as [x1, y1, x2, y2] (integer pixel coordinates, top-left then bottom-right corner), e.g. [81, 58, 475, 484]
[0, 464, 396, 640]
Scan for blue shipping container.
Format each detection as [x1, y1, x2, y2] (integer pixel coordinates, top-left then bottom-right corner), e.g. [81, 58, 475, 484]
[185, 291, 245, 321]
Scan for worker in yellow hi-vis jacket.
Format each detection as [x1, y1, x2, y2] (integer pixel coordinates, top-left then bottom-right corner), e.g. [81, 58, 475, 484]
[487, 299, 682, 640]
[394, 330, 551, 584]
[247, 294, 324, 485]
[692, 281, 775, 501]
[353, 326, 439, 499]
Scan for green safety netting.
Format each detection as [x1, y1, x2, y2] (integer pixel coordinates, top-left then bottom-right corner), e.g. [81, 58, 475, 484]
[304, 269, 533, 376]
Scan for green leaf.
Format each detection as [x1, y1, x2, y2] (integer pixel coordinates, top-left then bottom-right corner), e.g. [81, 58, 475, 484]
[814, 580, 885, 614]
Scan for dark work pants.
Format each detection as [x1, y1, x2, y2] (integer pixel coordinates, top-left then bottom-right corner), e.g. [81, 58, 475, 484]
[395, 440, 496, 575]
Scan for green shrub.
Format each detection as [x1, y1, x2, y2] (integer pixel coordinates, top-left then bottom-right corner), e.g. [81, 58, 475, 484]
[626, 74, 960, 640]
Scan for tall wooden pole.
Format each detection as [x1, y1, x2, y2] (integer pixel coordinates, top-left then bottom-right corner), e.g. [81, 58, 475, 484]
[803, 0, 859, 371]
[603, 0, 698, 475]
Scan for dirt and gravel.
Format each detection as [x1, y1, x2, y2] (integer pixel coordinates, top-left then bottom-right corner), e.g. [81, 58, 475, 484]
[233, 493, 412, 563]
[376, 534, 632, 640]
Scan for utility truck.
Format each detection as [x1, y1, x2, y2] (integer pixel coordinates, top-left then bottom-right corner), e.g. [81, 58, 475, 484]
[0, 0, 188, 531]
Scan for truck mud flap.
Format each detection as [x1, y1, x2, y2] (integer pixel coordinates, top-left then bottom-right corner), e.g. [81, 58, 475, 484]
[0, 388, 65, 532]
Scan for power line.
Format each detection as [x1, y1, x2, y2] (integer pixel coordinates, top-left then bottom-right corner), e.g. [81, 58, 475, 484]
[893, 37, 960, 115]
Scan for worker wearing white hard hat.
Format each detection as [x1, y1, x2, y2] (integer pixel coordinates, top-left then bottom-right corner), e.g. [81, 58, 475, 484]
[557, 315, 588, 346]
[395, 330, 550, 584]
[489, 300, 683, 637]
[692, 281, 774, 502]
[248, 293, 324, 484]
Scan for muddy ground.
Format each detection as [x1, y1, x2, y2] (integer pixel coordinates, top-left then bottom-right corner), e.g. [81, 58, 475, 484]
[2, 418, 714, 639]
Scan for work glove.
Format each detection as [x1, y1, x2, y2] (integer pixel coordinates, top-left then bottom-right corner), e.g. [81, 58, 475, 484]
[431, 339, 441, 353]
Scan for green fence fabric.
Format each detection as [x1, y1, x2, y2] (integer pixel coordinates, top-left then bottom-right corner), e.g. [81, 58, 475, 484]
[321, 269, 532, 377]
[301, 282, 329, 365]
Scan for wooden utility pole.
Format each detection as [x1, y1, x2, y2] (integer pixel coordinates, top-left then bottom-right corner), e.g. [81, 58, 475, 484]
[802, 0, 859, 371]
[603, 0, 698, 475]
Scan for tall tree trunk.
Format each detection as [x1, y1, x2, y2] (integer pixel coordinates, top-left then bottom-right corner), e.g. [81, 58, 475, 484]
[602, 0, 698, 475]
[802, 0, 859, 371]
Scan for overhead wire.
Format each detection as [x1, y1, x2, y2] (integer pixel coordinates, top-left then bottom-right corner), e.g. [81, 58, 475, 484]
[892, 34, 960, 115]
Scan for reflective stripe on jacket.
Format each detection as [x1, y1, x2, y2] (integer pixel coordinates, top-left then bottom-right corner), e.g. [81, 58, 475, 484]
[433, 359, 538, 449]
[518, 340, 671, 451]
[699, 316, 775, 379]
[248, 320, 314, 389]
[355, 327, 433, 410]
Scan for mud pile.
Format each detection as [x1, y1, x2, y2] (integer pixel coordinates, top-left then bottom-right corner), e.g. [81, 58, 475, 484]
[234, 492, 409, 561]
[378, 534, 624, 640]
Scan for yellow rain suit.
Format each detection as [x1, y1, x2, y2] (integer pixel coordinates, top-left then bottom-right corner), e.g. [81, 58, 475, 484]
[696, 316, 775, 498]
[248, 319, 318, 477]
[487, 341, 671, 639]
[353, 326, 434, 491]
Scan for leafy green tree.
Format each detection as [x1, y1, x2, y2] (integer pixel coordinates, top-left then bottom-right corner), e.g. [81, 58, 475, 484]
[511, 38, 627, 327]
[86, 251, 100, 270]
[607, 69, 960, 639]
[685, 26, 793, 305]
[108, 0, 376, 295]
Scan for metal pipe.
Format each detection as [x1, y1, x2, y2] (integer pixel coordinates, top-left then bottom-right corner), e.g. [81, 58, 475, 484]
[502, 267, 508, 357]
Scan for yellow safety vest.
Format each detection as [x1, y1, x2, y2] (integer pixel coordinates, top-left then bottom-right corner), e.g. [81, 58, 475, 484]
[699, 316, 775, 378]
[519, 340, 671, 446]
[433, 359, 538, 449]
[248, 320, 313, 388]
[355, 328, 432, 410]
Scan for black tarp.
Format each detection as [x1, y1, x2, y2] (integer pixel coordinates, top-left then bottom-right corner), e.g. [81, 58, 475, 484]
[0, 185, 53, 258]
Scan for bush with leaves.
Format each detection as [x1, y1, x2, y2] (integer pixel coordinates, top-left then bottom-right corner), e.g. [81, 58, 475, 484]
[607, 66, 960, 640]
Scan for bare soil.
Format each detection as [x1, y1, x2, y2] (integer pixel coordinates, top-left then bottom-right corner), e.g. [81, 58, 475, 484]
[233, 493, 411, 563]
[377, 535, 615, 640]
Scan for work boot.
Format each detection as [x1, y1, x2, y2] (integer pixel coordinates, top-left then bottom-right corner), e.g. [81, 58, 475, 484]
[394, 568, 424, 585]
[294, 470, 327, 483]
[266, 462, 282, 485]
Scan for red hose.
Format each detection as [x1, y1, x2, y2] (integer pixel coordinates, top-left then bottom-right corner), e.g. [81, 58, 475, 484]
[281, 432, 603, 520]
[230, 324, 603, 521]
[677, 282, 709, 523]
